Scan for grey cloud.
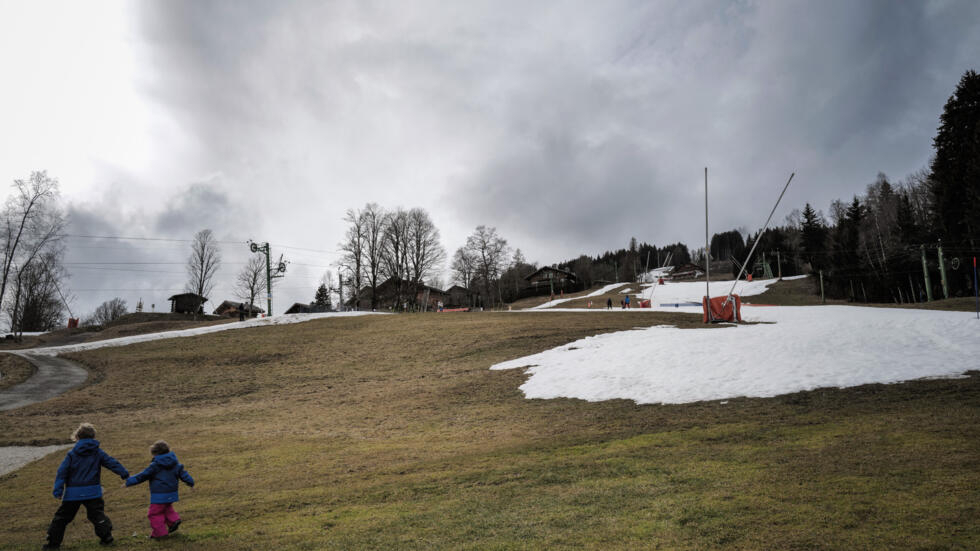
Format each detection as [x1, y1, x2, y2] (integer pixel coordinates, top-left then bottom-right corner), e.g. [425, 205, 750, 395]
[127, 0, 980, 269]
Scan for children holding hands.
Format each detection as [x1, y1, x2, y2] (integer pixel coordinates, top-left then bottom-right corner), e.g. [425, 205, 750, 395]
[43, 424, 196, 548]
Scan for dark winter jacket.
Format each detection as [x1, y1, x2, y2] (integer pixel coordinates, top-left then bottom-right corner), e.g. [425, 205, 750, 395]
[125, 451, 194, 504]
[53, 439, 129, 501]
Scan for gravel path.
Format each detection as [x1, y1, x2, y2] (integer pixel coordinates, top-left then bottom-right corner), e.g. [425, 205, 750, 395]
[0, 444, 70, 476]
[0, 353, 88, 411]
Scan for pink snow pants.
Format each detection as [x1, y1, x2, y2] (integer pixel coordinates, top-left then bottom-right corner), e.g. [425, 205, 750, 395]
[147, 503, 180, 538]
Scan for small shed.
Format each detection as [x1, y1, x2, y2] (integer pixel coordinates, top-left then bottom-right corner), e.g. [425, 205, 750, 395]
[213, 300, 265, 318]
[168, 293, 207, 314]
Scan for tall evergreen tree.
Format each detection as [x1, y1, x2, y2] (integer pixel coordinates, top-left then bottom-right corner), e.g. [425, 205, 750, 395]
[930, 69, 980, 248]
[800, 203, 826, 269]
[314, 284, 331, 308]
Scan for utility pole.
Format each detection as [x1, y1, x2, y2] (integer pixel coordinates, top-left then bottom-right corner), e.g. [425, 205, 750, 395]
[819, 270, 825, 304]
[704, 167, 710, 307]
[776, 250, 782, 280]
[248, 241, 287, 316]
[921, 245, 933, 302]
[937, 240, 949, 300]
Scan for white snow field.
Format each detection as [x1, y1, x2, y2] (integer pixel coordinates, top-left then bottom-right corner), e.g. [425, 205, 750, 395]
[637, 277, 782, 305]
[529, 282, 628, 309]
[492, 305, 980, 405]
[25, 311, 383, 356]
[530, 276, 791, 311]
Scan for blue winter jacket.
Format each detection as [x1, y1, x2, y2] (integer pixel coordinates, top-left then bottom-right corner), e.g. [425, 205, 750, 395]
[53, 439, 129, 501]
[125, 451, 194, 504]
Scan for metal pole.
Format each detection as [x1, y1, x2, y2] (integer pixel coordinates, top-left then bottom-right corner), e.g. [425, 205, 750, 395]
[974, 256, 978, 319]
[725, 172, 795, 304]
[777, 250, 782, 280]
[937, 241, 949, 300]
[819, 270, 825, 304]
[265, 243, 273, 316]
[921, 245, 933, 302]
[705, 167, 710, 304]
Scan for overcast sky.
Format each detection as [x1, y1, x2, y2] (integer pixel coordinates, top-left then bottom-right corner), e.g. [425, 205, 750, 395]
[1, 0, 978, 317]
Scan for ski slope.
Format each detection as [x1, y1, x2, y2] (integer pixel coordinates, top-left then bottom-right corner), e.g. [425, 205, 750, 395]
[529, 282, 628, 310]
[492, 305, 980, 405]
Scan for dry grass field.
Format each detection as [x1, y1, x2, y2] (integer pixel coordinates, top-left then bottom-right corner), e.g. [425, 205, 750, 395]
[0, 355, 34, 391]
[1, 311, 978, 549]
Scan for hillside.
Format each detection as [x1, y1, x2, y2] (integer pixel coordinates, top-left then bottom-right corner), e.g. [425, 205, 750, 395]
[1, 311, 978, 549]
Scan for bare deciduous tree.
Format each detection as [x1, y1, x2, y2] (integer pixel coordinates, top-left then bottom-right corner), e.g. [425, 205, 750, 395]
[337, 207, 366, 308]
[2, 171, 65, 326]
[7, 250, 68, 334]
[235, 255, 266, 316]
[407, 208, 446, 289]
[451, 247, 476, 288]
[464, 225, 510, 308]
[186, 229, 221, 313]
[89, 297, 128, 327]
[361, 203, 387, 309]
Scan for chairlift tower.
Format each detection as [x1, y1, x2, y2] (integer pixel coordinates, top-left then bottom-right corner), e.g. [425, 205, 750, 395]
[247, 240, 288, 316]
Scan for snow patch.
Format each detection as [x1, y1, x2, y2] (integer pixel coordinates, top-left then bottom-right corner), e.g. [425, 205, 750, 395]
[492, 306, 980, 405]
[530, 283, 627, 310]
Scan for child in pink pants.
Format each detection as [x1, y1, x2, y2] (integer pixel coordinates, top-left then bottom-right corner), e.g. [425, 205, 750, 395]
[124, 440, 195, 538]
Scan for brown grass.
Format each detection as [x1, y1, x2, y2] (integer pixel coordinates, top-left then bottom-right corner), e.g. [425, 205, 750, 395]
[1, 311, 978, 549]
[0, 354, 35, 391]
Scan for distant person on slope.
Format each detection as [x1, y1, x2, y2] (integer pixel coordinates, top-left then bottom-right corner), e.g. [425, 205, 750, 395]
[124, 440, 195, 539]
[624, 295, 631, 309]
[606, 298, 613, 310]
[44, 423, 129, 549]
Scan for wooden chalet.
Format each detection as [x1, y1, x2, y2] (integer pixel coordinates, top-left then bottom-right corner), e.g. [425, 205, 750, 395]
[525, 266, 578, 290]
[355, 277, 451, 311]
[213, 300, 264, 318]
[669, 263, 706, 280]
[168, 293, 207, 314]
[446, 285, 476, 308]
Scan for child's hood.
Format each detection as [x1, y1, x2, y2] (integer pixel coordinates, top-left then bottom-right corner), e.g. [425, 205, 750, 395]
[152, 451, 179, 468]
[72, 438, 101, 456]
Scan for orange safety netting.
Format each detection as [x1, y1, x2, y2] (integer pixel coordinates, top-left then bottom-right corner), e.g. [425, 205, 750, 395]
[702, 295, 741, 323]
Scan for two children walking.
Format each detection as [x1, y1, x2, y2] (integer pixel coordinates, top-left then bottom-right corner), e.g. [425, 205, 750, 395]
[44, 423, 195, 549]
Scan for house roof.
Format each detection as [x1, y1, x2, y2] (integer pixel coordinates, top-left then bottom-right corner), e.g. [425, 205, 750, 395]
[447, 285, 471, 293]
[168, 293, 207, 302]
[213, 300, 264, 314]
[524, 266, 577, 281]
[284, 302, 332, 314]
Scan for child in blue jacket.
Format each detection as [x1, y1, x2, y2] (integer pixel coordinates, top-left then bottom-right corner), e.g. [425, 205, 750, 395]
[124, 440, 195, 538]
[44, 423, 129, 549]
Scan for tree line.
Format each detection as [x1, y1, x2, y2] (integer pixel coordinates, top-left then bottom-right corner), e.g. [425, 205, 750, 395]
[715, 70, 980, 302]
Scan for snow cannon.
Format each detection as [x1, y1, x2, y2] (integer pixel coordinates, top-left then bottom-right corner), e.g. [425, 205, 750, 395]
[703, 295, 741, 323]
